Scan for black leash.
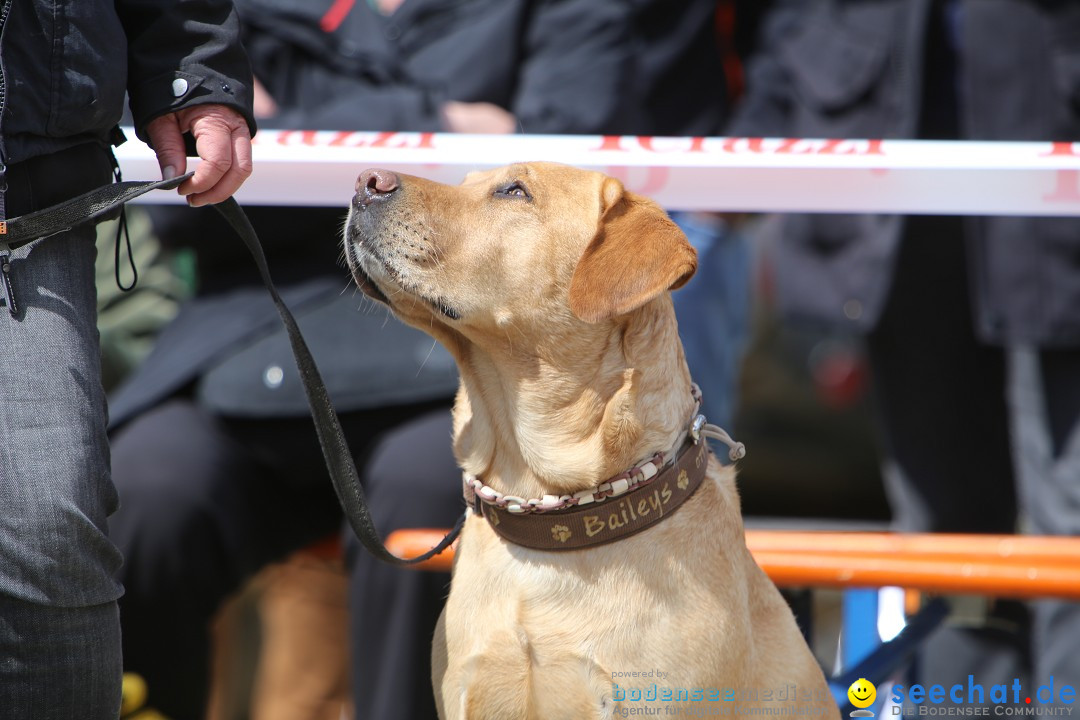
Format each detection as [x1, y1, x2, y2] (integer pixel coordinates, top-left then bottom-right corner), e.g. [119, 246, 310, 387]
[0, 174, 192, 249]
[209, 195, 464, 565]
[0, 175, 464, 567]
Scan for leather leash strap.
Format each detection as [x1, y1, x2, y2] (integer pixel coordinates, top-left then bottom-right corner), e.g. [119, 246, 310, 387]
[0, 174, 191, 248]
[0, 176, 464, 567]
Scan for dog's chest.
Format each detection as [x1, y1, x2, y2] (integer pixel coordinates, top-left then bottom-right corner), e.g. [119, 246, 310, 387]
[443, 512, 757, 707]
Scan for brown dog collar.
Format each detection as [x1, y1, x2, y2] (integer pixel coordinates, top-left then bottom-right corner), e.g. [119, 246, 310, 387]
[471, 435, 711, 551]
[463, 386, 745, 551]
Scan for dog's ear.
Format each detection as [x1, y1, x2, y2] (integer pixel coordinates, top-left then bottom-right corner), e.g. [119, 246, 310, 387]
[568, 177, 697, 324]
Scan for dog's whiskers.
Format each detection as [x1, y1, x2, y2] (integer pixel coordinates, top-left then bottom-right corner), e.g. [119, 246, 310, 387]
[416, 339, 439, 375]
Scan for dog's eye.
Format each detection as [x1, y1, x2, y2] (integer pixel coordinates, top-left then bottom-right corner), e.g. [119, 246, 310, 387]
[494, 181, 531, 199]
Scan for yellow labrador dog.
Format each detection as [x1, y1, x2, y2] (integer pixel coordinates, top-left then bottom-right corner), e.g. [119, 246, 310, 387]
[345, 162, 840, 720]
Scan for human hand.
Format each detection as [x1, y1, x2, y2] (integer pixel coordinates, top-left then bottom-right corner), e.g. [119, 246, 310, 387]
[441, 101, 517, 134]
[252, 77, 278, 119]
[146, 104, 253, 207]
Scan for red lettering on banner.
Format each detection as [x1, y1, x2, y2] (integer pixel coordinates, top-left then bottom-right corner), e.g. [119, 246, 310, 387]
[1043, 170, 1080, 204]
[606, 166, 670, 196]
[817, 139, 858, 155]
[637, 136, 707, 153]
[591, 135, 884, 156]
[720, 137, 885, 155]
[368, 131, 435, 149]
[368, 131, 404, 148]
[270, 130, 436, 149]
[326, 131, 355, 147]
[816, 138, 885, 156]
[329, 133, 363, 148]
[275, 130, 320, 146]
[593, 136, 630, 152]
[775, 138, 814, 155]
[864, 139, 885, 156]
[1036, 144, 1080, 205]
[593, 136, 706, 153]
[720, 137, 766, 153]
[1041, 142, 1080, 158]
[636, 136, 668, 152]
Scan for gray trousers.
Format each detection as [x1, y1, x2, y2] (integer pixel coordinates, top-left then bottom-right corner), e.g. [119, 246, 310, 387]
[111, 399, 460, 720]
[0, 225, 123, 718]
[1010, 347, 1080, 696]
[868, 218, 1080, 706]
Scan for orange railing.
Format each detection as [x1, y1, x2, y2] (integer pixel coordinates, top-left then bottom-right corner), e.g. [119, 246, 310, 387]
[385, 529, 1080, 599]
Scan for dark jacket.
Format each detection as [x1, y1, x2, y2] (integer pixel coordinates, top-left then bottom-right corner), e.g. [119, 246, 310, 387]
[730, 0, 1080, 346]
[629, 0, 729, 136]
[237, 0, 642, 134]
[106, 204, 462, 426]
[111, 0, 713, 427]
[237, 0, 732, 135]
[0, 0, 255, 166]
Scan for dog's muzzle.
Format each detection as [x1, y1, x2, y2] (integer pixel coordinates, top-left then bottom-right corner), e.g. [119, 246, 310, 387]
[346, 168, 402, 304]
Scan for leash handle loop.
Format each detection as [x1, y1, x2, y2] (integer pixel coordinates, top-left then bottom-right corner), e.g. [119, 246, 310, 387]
[0, 173, 193, 250]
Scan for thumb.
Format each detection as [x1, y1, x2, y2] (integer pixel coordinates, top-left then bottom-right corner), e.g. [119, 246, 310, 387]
[145, 113, 188, 181]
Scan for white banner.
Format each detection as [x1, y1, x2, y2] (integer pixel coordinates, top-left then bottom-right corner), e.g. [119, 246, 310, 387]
[114, 128, 1080, 216]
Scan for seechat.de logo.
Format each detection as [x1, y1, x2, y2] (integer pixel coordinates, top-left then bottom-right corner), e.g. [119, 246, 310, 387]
[849, 679, 877, 718]
[891, 675, 1076, 716]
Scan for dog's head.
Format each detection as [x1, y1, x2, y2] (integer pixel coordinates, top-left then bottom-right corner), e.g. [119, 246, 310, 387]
[345, 162, 699, 487]
[344, 161, 696, 355]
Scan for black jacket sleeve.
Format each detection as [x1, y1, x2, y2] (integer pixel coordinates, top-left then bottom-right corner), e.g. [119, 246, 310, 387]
[116, 0, 257, 143]
[269, 85, 443, 133]
[237, 0, 446, 132]
[726, 0, 803, 137]
[240, 0, 639, 135]
[511, 0, 639, 135]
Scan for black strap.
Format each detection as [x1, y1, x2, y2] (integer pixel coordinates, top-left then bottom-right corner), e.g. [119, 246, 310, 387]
[1, 173, 193, 249]
[1, 176, 464, 566]
[211, 197, 464, 566]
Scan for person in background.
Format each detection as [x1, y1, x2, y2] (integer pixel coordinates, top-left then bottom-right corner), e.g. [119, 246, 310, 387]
[644, 0, 762, 431]
[0, 1, 254, 718]
[730, 0, 1080, 705]
[108, 1, 641, 718]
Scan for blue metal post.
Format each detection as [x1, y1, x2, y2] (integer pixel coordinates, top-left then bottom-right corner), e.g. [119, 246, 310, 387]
[842, 588, 881, 671]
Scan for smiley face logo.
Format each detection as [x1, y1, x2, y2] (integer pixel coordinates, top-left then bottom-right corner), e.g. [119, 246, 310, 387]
[847, 678, 876, 709]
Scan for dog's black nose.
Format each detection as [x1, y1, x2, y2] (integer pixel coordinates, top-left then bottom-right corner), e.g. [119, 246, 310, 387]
[356, 168, 400, 208]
